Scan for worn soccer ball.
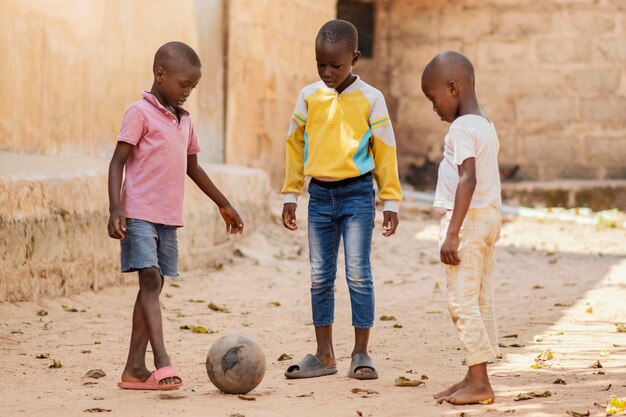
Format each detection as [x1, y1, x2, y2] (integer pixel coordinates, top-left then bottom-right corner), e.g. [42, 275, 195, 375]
[205, 334, 266, 394]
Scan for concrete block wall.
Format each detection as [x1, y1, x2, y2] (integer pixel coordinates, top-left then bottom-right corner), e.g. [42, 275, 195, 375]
[224, 0, 336, 187]
[0, 0, 226, 163]
[358, 0, 626, 183]
[0, 153, 270, 302]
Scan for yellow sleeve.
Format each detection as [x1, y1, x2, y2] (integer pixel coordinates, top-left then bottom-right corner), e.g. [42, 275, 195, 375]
[281, 91, 308, 196]
[371, 132, 402, 204]
[369, 98, 402, 206]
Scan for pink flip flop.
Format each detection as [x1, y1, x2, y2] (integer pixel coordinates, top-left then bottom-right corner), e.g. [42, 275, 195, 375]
[118, 366, 183, 390]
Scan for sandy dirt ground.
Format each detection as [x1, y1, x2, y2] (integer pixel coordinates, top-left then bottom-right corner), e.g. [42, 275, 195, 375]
[1, 200, 626, 417]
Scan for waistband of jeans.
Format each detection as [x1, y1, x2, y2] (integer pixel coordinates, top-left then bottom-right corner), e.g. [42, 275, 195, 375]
[310, 172, 372, 189]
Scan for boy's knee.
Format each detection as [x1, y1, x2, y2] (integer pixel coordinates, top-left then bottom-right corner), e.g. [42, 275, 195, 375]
[346, 275, 372, 291]
[310, 273, 335, 289]
[138, 267, 162, 292]
[448, 304, 460, 323]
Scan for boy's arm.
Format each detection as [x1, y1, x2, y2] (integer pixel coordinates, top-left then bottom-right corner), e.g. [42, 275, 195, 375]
[369, 94, 402, 236]
[187, 154, 243, 234]
[440, 157, 477, 265]
[107, 142, 134, 239]
[281, 92, 307, 231]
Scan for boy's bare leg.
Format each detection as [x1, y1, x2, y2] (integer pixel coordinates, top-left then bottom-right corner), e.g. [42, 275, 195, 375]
[132, 268, 180, 385]
[438, 362, 494, 405]
[433, 369, 469, 399]
[121, 291, 152, 382]
[315, 325, 336, 366]
[351, 328, 374, 376]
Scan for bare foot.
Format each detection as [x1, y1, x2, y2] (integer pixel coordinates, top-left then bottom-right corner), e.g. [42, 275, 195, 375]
[433, 372, 469, 399]
[433, 379, 468, 399]
[159, 376, 182, 386]
[437, 382, 495, 405]
[121, 367, 151, 384]
[121, 367, 181, 386]
[354, 368, 375, 377]
[316, 353, 337, 367]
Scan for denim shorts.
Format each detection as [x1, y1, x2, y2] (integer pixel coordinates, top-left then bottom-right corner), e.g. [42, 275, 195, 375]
[120, 218, 179, 277]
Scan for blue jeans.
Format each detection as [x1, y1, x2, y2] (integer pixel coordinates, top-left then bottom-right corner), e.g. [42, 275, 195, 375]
[307, 173, 376, 329]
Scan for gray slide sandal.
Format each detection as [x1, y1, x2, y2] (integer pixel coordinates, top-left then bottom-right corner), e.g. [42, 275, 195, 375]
[284, 354, 338, 379]
[347, 353, 379, 380]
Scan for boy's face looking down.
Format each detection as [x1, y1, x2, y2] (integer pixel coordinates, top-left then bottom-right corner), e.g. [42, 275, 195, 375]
[421, 51, 476, 124]
[154, 63, 202, 109]
[421, 69, 460, 124]
[315, 40, 360, 91]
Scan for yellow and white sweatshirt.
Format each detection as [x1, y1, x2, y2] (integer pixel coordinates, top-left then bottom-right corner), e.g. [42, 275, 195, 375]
[281, 76, 402, 212]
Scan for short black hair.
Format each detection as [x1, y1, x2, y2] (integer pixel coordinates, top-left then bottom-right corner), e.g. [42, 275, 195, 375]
[422, 50, 475, 89]
[153, 41, 202, 71]
[316, 19, 358, 52]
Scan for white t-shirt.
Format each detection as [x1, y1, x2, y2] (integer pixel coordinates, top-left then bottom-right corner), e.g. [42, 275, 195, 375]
[433, 114, 502, 210]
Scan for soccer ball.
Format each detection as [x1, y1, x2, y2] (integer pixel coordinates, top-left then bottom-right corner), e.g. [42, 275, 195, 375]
[205, 334, 266, 394]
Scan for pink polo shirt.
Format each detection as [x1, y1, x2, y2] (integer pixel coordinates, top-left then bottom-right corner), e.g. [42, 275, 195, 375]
[118, 92, 201, 227]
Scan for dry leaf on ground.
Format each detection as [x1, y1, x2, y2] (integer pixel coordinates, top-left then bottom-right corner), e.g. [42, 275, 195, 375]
[277, 353, 293, 361]
[49, 359, 62, 368]
[394, 376, 424, 387]
[606, 397, 626, 416]
[499, 343, 524, 348]
[514, 391, 552, 401]
[531, 349, 553, 369]
[566, 411, 590, 417]
[208, 302, 230, 313]
[351, 388, 378, 397]
[191, 326, 211, 334]
[85, 369, 106, 379]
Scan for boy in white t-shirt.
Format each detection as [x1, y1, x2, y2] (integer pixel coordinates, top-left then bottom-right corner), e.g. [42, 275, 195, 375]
[421, 51, 502, 406]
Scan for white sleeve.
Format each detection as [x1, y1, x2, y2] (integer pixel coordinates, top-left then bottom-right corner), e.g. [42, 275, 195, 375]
[449, 126, 476, 166]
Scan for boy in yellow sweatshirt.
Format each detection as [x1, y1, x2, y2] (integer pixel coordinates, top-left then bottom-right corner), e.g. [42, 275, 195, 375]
[282, 19, 402, 380]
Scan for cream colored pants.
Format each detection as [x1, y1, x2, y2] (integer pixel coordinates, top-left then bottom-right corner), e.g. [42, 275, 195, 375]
[439, 205, 502, 366]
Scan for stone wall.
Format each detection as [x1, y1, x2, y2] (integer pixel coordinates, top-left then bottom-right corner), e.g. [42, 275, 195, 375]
[224, 0, 336, 187]
[358, 0, 626, 184]
[0, 0, 225, 162]
[0, 153, 270, 302]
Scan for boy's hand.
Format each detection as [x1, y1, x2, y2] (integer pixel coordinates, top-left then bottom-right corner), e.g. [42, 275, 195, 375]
[382, 211, 398, 237]
[440, 234, 461, 265]
[107, 210, 127, 240]
[282, 203, 298, 231]
[219, 205, 244, 234]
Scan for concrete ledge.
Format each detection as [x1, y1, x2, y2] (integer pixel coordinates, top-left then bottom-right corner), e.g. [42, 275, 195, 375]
[502, 180, 626, 211]
[0, 152, 271, 302]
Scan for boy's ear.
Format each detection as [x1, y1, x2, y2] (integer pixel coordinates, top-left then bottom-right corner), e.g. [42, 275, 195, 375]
[154, 66, 166, 83]
[352, 50, 361, 66]
[447, 79, 459, 97]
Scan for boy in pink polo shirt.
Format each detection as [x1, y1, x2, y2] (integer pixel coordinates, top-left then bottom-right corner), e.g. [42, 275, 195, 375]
[108, 41, 243, 390]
